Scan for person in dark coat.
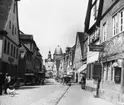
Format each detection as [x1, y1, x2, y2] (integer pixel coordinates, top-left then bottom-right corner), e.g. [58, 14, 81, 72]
[0, 73, 5, 95]
[81, 73, 86, 89]
[4, 74, 11, 94]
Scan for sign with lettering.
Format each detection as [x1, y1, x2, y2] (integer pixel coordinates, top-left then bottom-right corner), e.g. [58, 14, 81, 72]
[89, 44, 104, 52]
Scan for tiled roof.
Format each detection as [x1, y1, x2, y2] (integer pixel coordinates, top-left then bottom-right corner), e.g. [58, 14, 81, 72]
[0, 0, 13, 30]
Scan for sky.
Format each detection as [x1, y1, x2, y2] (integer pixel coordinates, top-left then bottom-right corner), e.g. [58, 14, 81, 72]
[18, 0, 88, 59]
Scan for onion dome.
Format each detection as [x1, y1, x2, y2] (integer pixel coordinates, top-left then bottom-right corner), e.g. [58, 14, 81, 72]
[54, 45, 63, 55]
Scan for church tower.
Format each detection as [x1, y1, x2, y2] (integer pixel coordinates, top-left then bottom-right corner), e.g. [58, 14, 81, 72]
[45, 50, 54, 78]
[53, 45, 63, 77]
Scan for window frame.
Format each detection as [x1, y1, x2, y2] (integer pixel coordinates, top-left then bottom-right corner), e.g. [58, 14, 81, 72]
[113, 8, 124, 36]
[103, 22, 107, 42]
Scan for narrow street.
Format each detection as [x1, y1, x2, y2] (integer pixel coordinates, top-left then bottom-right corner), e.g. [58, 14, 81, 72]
[0, 79, 69, 105]
[0, 79, 114, 105]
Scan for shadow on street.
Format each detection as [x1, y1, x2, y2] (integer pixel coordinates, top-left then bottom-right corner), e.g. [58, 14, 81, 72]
[19, 86, 40, 90]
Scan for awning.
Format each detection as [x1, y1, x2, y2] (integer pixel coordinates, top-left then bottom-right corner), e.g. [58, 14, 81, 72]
[77, 64, 87, 73]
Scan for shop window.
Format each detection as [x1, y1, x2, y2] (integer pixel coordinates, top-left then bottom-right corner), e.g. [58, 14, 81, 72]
[114, 67, 121, 84]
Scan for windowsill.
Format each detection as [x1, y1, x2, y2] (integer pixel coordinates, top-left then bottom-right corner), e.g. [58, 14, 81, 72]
[102, 31, 124, 44]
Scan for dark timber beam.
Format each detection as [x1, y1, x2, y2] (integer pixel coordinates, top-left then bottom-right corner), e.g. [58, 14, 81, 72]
[96, 0, 104, 27]
[84, 0, 93, 32]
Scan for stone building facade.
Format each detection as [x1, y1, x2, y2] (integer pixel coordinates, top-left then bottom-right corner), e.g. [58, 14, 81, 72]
[99, 0, 124, 103]
[0, 0, 20, 80]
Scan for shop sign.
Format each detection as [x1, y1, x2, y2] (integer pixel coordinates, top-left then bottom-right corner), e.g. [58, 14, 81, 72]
[89, 44, 104, 52]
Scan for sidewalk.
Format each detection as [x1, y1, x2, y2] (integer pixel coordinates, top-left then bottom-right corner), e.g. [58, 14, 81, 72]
[57, 83, 114, 105]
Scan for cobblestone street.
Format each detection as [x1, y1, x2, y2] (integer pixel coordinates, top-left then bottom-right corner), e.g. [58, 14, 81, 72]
[0, 79, 69, 105]
[0, 79, 115, 105]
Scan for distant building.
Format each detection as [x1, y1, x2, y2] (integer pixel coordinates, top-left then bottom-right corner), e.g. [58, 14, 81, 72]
[45, 51, 54, 78]
[53, 45, 63, 77]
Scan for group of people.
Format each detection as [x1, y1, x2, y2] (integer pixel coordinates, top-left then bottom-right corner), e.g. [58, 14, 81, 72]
[0, 73, 11, 95]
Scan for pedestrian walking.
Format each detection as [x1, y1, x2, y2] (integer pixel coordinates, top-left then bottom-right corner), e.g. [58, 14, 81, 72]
[4, 74, 11, 94]
[81, 73, 86, 89]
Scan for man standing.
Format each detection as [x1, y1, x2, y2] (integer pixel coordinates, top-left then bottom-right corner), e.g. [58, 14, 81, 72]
[0, 73, 4, 95]
[4, 74, 11, 94]
[81, 73, 86, 89]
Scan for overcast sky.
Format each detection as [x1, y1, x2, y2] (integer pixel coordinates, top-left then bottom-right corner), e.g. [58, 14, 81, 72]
[18, 0, 88, 59]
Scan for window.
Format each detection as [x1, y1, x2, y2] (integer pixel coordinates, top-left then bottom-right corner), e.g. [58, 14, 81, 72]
[15, 27, 16, 35]
[113, 14, 119, 36]
[12, 24, 14, 35]
[16, 48, 18, 59]
[7, 42, 10, 54]
[13, 46, 15, 58]
[9, 21, 11, 29]
[103, 22, 107, 42]
[113, 9, 124, 36]
[11, 44, 13, 56]
[114, 67, 121, 84]
[93, 0, 99, 19]
[4, 39, 7, 53]
[119, 10, 124, 32]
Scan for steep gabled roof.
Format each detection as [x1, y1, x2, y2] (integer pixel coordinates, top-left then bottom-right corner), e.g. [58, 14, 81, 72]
[0, 0, 13, 30]
[75, 32, 84, 58]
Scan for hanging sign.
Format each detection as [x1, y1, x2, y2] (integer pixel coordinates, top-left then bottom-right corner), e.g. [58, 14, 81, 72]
[89, 44, 104, 52]
[92, 63, 102, 80]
